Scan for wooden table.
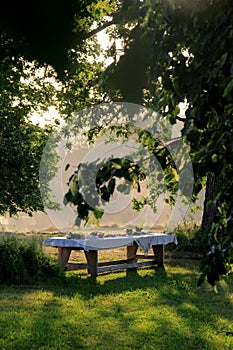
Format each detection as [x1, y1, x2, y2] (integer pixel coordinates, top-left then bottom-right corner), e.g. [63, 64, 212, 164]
[43, 233, 178, 277]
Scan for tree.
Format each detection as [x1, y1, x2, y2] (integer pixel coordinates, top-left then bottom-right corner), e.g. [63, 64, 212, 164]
[0, 0, 117, 76]
[101, 0, 233, 285]
[0, 1, 114, 216]
[64, 0, 233, 285]
[0, 35, 56, 215]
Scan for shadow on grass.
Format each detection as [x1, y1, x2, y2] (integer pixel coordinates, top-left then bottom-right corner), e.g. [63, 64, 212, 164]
[1, 261, 233, 350]
[54, 266, 168, 299]
[40, 259, 231, 301]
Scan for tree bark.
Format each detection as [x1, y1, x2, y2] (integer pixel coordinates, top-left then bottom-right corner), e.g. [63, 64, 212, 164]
[201, 173, 220, 232]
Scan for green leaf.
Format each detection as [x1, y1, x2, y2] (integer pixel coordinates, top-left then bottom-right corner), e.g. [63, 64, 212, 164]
[65, 163, 70, 171]
[223, 79, 233, 98]
[108, 178, 116, 195]
[111, 161, 122, 169]
[93, 208, 104, 220]
[70, 181, 78, 197]
[78, 204, 89, 221]
[132, 176, 139, 190]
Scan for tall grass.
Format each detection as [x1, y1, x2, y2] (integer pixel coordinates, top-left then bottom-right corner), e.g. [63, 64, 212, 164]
[0, 233, 64, 284]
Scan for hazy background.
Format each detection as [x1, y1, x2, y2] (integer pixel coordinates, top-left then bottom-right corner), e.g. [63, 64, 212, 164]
[0, 190, 204, 233]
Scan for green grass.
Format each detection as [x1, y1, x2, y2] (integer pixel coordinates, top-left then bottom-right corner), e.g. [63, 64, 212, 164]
[0, 259, 233, 350]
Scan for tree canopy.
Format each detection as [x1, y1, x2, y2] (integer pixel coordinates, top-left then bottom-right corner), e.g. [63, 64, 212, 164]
[0, 36, 56, 215]
[0, 0, 116, 76]
[0, 1, 111, 215]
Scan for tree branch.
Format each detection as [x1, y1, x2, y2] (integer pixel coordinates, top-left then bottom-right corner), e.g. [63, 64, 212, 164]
[81, 21, 115, 40]
[176, 116, 186, 122]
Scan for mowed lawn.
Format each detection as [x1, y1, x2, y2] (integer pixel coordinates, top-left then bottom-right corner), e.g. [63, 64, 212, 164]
[0, 251, 233, 350]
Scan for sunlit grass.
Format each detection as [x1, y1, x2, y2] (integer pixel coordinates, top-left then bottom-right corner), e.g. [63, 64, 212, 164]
[0, 259, 233, 350]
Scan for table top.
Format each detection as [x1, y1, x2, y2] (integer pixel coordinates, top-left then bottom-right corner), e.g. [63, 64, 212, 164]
[43, 233, 178, 254]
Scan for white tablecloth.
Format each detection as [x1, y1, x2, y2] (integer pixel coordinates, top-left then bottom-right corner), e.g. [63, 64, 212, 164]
[43, 233, 178, 255]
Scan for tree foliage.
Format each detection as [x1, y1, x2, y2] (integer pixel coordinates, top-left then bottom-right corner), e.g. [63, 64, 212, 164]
[0, 0, 116, 76]
[0, 1, 114, 216]
[64, 0, 233, 285]
[100, 0, 233, 285]
[0, 35, 56, 215]
[65, 157, 146, 226]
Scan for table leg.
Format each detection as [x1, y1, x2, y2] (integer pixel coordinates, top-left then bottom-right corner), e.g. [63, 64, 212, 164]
[84, 250, 98, 277]
[127, 244, 138, 263]
[152, 245, 164, 267]
[58, 247, 71, 270]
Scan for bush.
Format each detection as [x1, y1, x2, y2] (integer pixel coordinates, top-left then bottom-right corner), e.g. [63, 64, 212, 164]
[169, 223, 208, 254]
[0, 233, 64, 285]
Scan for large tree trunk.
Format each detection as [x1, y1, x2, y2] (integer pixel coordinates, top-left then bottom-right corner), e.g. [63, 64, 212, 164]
[201, 173, 220, 232]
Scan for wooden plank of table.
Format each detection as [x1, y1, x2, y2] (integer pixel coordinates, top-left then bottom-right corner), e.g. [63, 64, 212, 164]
[66, 258, 162, 273]
[136, 261, 159, 268]
[97, 260, 157, 273]
[65, 262, 88, 271]
[66, 259, 130, 271]
[98, 259, 129, 267]
[97, 262, 137, 273]
[136, 254, 157, 259]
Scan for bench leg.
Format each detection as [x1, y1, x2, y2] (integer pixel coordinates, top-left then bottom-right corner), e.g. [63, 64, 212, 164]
[152, 245, 164, 267]
[58, 247, 71, 270]
[84, 250, 98, 277]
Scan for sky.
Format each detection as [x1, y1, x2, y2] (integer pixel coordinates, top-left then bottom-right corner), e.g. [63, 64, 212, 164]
[29, 27, 117, 127]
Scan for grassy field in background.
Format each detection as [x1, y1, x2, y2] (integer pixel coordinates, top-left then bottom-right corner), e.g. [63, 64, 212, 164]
[1, 248, 233, 350]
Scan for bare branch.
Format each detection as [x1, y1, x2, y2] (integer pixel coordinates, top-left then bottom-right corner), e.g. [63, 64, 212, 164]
[81, 21, 115, 40]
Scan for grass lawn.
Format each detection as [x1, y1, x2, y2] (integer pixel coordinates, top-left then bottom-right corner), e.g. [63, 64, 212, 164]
[0, 251, 233, 350]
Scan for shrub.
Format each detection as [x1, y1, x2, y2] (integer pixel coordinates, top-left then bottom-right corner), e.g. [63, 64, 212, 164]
[169, 223, 208, 254]
[0, 233, 64, 285]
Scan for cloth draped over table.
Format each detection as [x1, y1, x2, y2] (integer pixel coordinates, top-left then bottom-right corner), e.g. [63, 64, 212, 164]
[43, 233, 178, 255]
